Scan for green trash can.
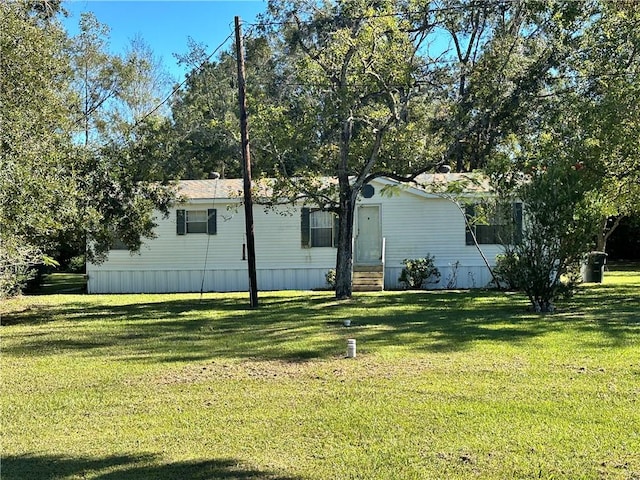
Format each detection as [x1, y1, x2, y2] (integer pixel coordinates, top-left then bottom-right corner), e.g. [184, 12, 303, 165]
[581, 251, 607, 283]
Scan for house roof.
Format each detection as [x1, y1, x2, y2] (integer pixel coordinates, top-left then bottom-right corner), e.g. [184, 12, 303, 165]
[178, 179, 245, 200]
[409, 172, 491, 193]
[177, 173, 491, 201]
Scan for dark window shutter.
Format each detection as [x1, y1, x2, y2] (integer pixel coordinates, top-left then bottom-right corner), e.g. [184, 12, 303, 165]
[176, 209, 186, 235]
[513, 202, 523, 244]
[208, 209, 217, 235]
[465, 204, 475, 245]
[333, 214, 340, 248]
[301, 207, 310, 248]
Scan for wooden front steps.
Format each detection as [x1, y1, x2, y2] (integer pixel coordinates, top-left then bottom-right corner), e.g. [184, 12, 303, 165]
[352, 265, 384, 292]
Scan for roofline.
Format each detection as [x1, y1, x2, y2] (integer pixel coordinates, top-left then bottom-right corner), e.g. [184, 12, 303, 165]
[370, 175, 493, 200]
[176, 174, 493, 203]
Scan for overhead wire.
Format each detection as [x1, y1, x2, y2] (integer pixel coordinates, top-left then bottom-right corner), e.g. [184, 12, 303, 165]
[199, 176, 219, 301]
[126, 3, 636, 129]
[132, 31, 235, 129]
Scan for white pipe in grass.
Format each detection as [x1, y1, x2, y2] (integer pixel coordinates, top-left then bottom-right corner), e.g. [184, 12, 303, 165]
[347, 339, 356, 358]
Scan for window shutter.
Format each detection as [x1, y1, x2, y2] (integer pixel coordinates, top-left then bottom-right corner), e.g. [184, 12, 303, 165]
[464, 204, 475, 245]
[513, 202, 523, 244]
[176, 209, 186, 235]
[301, 207, 310, 248]
[207, 209, 217, 235]
[333, 214, 340, 248]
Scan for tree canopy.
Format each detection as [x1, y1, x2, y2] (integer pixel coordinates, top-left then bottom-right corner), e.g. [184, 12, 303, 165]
[0, 1, 175, 295]
[247, 0, 599, 298]
[1, 0, 76, 289]
[2, 0, 638, 302]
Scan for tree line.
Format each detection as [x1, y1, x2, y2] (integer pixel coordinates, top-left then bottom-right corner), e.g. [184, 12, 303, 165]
[1, 0, 638, 310]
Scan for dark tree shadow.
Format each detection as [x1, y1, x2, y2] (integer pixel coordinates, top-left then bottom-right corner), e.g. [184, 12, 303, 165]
[1, 453, 302, 480]
[2, 279, 638, 363]
[0, 290, 549, 361]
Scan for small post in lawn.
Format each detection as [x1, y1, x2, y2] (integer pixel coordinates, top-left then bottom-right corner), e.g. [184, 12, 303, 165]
[346, 339, 356, 358]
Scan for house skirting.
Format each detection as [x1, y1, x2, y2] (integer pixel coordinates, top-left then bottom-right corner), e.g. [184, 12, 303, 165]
[87, 264, 494, 294]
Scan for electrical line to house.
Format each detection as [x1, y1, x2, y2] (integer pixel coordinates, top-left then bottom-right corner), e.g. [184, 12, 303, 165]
[127, 0, 637, 132]
[200, 176, 219, 301]
[131, 32, 235, 130]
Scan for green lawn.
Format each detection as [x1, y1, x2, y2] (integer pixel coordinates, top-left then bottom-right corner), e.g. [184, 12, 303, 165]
[1, 269, 639, 479]
[32, 272, 87, 295]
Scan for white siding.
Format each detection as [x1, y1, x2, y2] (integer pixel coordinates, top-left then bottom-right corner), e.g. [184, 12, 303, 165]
[359, 183, 503, 290]
[87, 179, 503, 293]
[87, 200, 336, 293]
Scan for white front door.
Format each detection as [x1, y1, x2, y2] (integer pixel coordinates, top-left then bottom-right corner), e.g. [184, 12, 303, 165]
[356, 205, 381, 264]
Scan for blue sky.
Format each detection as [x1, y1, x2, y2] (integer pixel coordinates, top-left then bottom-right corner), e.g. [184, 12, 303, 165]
[62, 1, 269, 81]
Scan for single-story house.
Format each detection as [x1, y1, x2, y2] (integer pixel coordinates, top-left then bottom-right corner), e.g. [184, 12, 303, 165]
[86, 174, 519, 293]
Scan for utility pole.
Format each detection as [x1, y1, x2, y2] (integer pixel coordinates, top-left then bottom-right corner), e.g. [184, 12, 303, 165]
[235, 16, 258, 308]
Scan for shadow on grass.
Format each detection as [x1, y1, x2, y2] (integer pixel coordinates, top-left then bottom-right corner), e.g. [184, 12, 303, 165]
[2, 276, 638, 363]
[565, 281, 640, 348]
[1, 453, 300, 480]
[0, 290, 548, 362]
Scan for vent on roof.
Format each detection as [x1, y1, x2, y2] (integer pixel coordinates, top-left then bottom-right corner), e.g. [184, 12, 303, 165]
[208, 171, 221, 179]
[436, 164, 452, 173]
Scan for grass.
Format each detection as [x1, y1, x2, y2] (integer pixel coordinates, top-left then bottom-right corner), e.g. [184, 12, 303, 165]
[30, 272, 87, 295]
[1, 269, 639, 479]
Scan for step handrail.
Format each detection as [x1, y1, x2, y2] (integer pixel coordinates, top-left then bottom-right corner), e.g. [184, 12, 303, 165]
[381, 237, 386, 289]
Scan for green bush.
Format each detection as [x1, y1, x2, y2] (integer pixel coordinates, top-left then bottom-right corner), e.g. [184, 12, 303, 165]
[493, 252, 584, 311]
[325, 269, 336, 289]
[493, 254, 521, 290]
[398, 256, 441, 289]
[0, 265, 36, 298]
[68, 255, 86, 274]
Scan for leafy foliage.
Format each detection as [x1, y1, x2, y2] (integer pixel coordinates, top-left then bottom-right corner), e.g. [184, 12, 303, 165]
[563, 1, 640, 251]
[325, 268, 336, 289]
[494, 158, 599, 312]
[0, 1, 75, 295]
[485, 1, 640, 312]
[166, 36, 282, 180]
[398, 256, 441, 290]
[0, 2, 176, 295]
[492, 253, 520, 291]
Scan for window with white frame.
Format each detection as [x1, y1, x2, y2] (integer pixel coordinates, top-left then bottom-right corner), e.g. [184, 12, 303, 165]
[301, 208, 338, 248]
[311, 210, 335, 247]
[186, 210, 207, 233]
[176, 209, 217, 235]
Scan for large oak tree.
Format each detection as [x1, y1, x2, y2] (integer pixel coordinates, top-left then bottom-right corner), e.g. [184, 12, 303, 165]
[257, 0, 593, 298]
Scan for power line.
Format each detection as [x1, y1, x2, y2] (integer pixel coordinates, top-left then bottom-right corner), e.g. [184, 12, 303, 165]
[131, 31, 235, 129]
[123, 2, 637, 134]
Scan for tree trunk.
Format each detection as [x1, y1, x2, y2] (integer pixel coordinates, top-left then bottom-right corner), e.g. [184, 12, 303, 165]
[334, 112, 356, 299]
[335, 179, 355, 299]
[596, 215, 622, 253]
